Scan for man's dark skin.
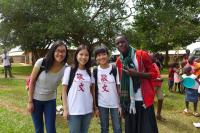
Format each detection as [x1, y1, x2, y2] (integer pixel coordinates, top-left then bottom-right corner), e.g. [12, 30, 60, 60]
[115, 35, 151, 79]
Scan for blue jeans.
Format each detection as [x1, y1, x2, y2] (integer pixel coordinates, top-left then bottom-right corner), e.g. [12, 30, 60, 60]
[69, 113, 92, 133]
[31, 99, 56, 133]
[99, 106, 122, 133]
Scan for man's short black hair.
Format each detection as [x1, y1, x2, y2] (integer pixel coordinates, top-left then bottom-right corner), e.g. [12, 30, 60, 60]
[94, 46, 109, 59]
[115, 34, 128, 41]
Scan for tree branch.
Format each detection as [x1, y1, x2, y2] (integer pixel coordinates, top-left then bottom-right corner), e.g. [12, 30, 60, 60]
[89, 0, 105, 22]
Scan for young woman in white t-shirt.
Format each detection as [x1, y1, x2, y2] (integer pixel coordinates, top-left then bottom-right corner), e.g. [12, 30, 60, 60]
[27, 40, 68, 133]
[62, 44, 95, 133]
[94, 46, 122, 133]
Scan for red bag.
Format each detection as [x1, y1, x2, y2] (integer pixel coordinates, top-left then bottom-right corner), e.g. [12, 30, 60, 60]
[25, 76, 31, 91]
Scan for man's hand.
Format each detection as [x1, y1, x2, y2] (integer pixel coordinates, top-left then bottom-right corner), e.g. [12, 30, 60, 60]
[123, 67, 139, 77]
[129, 102, 136, 114]
[118, 106, 122, 117]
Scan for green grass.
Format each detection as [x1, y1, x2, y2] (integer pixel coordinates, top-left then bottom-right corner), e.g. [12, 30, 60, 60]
[0, 66, 200, 132]
[0, 64, 33, 76]
[160, 67, 168, 75]
[0, 108, 34, 133]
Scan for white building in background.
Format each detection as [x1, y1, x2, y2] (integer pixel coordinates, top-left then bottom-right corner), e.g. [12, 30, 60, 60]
[0, 46, 27, 64]
[186, 41, 200, 53]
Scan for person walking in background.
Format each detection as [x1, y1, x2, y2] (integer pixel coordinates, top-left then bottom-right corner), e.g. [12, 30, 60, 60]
[173, 63, 181, 93]
[186, 56, 196, 72]
[194, 57, 200, 76]
[1, 50, 13, 78]
[168, 63, 175, 92]
[151, 53, 165, 121]
[93, 46, 122, 133]
[27, 41, 68, 133]
[62, 45, 94, 133]
[115, 35, 158, 133]
[179, 61, 187, 93]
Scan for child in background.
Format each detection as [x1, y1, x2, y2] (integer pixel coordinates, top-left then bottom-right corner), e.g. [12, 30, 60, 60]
[182, 66, 200, 117]
[194, 57, 200, 76]
[186, 56, 196, 73]
[194, 57, 200, 100]
[173, 63, 181, 93]
[94, 46, 122, 133]
[179, 61, 187, 93]
[62, 45, 94, 133]
[151, 54, 164, 120]
[168, 63, 175, 92]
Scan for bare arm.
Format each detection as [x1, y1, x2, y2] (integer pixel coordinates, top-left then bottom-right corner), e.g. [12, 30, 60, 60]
[91, 84, 96, 109]
[27, 67, 40, 113]
[62, 85, 69, 119]
[124, 68, 151, 79]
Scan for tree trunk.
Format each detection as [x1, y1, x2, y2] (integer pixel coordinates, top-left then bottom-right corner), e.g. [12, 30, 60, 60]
[31, 49, 41, 65]
[164, 50, 169, 66]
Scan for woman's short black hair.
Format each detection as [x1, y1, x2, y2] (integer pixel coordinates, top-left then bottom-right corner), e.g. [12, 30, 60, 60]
[94, 46, 109, 59]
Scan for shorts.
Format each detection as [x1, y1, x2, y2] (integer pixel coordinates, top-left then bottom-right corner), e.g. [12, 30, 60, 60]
[168, 80, 174, 88]
[155, 87, 164, 100]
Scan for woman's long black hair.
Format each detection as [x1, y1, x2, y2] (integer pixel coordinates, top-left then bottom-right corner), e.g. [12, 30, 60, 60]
[72, 44, 91, 76]
[44, 40, 68, 72]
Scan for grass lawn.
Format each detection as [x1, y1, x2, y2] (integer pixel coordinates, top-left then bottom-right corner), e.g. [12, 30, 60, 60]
[160, 67, 168, 75]
[0, 64, 33, 76]
[0, 64, 200, 132]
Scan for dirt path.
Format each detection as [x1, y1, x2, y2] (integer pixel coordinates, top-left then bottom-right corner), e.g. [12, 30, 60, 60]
[0, 74, 28, 80]
[0, 100, 28, 115]
[161, 74, 168, 78]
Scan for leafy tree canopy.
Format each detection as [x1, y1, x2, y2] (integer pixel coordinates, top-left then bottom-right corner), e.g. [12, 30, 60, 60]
[127, 0, 200, 52]
[0, 0, 133, 59]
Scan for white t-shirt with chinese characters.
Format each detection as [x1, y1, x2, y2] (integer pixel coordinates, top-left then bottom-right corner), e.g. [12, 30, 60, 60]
[62, 67, 94, 115]
[33, 58, 66, 101]
[97, 64, 120, 108]
[2, 53, 11, 66]
[182, 74, 199, 90]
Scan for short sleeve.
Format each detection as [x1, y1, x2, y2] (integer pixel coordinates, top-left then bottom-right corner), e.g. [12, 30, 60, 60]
[34, 58, 43, 69]
[62, 67, 71, 85]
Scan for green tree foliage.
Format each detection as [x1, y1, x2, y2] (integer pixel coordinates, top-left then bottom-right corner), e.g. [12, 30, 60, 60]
[128, 0, 200, 52]
[0, 0, 133, 61]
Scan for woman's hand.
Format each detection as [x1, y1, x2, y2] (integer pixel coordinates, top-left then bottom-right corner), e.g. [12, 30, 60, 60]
[94, 107, 99, 117]
[27, 102, 34, 113]
[63, 109, 69, 120]
[118, 106, 122, 117]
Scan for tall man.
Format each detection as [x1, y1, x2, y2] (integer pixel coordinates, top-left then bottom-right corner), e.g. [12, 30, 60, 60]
[115, 35, 158, 133]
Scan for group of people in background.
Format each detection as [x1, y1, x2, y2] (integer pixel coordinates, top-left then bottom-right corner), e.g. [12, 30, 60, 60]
[168, 52, 200, 117]
[27, 35, 168, 133]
